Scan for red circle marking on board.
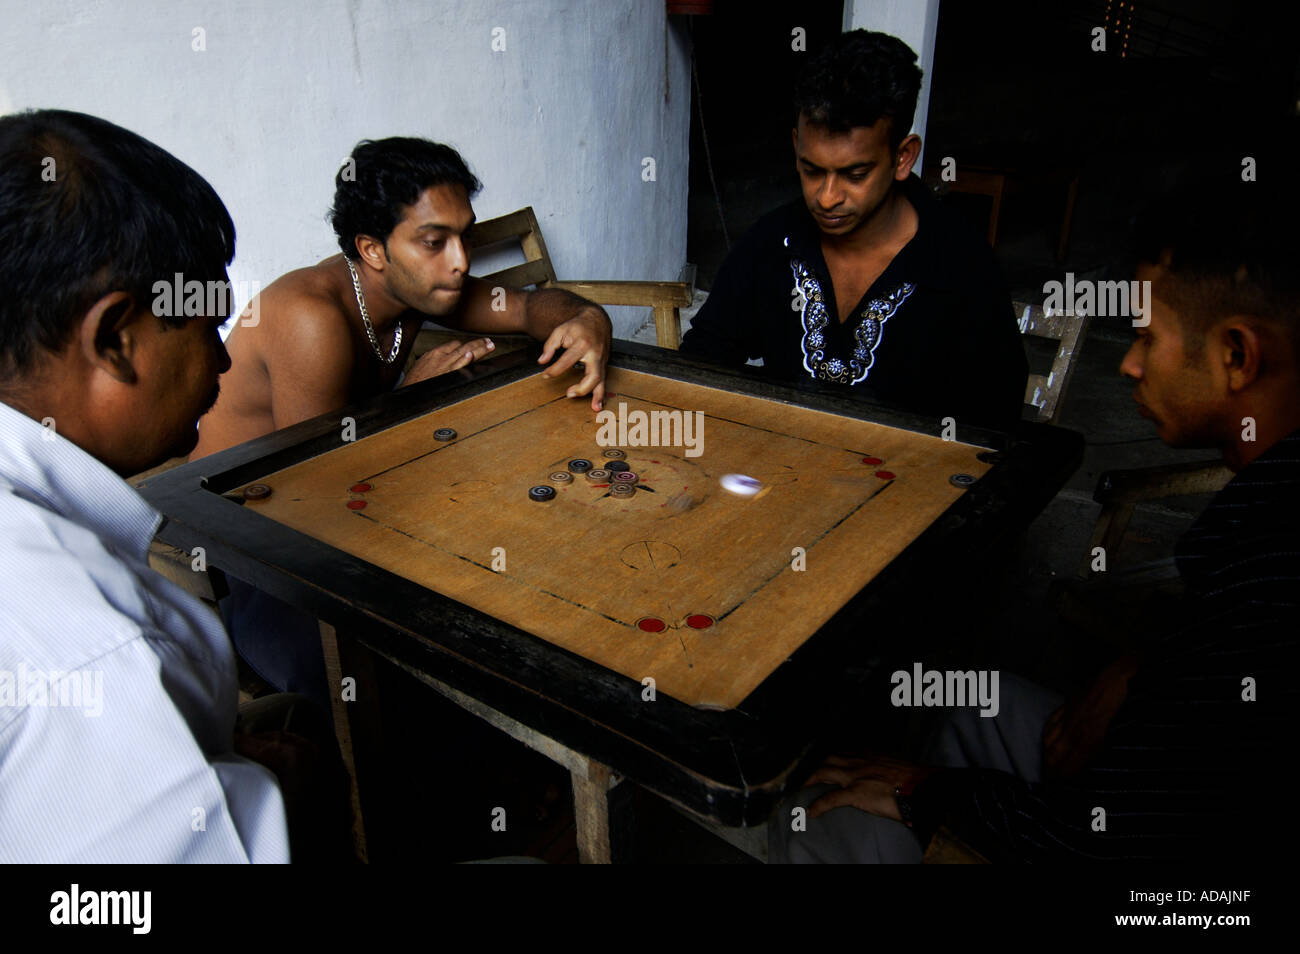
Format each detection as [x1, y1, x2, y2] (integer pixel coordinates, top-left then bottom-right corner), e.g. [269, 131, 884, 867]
[861, 456, 882, 465]
[875, 470, 895, 480]
[636, 617, 667, 633]
[346, 500, 367, 510]
[685, 614, 714, 629]
[350, 483, 372, 493]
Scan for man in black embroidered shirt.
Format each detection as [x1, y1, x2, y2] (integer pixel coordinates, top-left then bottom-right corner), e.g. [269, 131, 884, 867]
[769, 179, 1300, 863]
[681, 30, 1028, 431]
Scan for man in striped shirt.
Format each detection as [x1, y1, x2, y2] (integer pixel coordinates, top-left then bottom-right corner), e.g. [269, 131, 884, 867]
[771, 178, 1300, 863]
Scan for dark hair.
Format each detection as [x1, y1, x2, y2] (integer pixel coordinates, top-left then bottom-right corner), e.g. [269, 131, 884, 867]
[329, 138, 481, 259]
[0, 109, 235, 376]
[792, 29, 922, 151]
[1133, 175, 1299, 355]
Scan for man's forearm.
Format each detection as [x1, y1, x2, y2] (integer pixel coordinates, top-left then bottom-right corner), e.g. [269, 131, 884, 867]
[523, 288, 608, 339]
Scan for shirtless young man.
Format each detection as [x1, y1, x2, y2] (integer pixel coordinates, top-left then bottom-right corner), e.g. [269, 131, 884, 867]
[192, 137, 613, 708]
[192, 136, 611, 461]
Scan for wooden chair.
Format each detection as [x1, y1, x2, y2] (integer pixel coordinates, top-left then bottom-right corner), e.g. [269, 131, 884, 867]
[1084, 459, 1232, 575]
[1015, 300, 1090, 426]
[409, 206, 693, 365]
[1049, 459, 1232, 652]
[928, 166, 1080, 263]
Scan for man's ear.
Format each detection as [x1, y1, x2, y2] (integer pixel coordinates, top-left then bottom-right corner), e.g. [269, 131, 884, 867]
[354, 235, 387, 273]
[1219, 318, 1265, 393]
[894, 133, 922, 180]
[80, 291, 140, 385]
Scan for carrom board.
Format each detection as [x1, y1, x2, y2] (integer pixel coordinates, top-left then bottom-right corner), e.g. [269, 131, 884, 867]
[235, 367, 991, 708]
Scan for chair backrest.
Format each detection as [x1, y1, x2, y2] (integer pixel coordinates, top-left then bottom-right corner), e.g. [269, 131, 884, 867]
[468, 206, 558, 289]
[1016, 301, 1090, 425]
[464, 205, 693, 349]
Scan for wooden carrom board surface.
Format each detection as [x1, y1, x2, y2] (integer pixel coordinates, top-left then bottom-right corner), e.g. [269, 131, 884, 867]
[237, 367, 991, 708]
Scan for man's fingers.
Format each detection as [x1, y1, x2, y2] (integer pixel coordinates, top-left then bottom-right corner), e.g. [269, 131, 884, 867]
[806, 766, 855, 789]
[537, 327, 566, 366]
[440, 337, 493, 369]
[543, 337, 584, 378]
[406, 337, 499, 384]
[567, 361, 601, 400]
[822, 754, 871, 769]
[534, 317, 609, 405]
[807, 787, 868, 820]
[463, 337, 495, 361]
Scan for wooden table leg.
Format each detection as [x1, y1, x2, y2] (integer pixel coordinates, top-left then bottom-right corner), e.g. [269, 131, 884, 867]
[320, 619, 378, 863]
[359, 653, 639, 864]
[571, 760, 614, 864]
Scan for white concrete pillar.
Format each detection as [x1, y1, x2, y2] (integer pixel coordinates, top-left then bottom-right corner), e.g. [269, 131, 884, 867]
[841, 0, 942, 174]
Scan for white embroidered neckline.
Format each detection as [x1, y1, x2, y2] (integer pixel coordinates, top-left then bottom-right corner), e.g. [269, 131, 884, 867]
[791, 257, 915, 385]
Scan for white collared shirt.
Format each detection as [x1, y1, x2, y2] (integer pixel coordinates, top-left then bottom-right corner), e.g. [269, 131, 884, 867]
[0, 400, 289, 862]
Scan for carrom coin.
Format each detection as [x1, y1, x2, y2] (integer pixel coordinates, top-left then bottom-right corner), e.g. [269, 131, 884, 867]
[243, 483, 272, 501]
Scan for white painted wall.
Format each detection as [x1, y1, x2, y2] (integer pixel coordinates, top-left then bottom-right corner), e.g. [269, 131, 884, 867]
[0, 0, 691, 337]
[843, 0, 941, 174]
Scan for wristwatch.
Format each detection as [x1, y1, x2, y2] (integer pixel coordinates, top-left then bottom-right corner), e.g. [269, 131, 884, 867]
[895, 772, 930, 828]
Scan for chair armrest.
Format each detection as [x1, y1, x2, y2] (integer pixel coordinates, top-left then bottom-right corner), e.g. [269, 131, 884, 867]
[1083, 461, 1230, 576]
[1094, 460, 1232, 505]
[550, 279, 693, 308]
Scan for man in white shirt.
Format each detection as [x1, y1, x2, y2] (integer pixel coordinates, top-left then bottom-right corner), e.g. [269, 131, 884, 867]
[0, 109, 291, 862]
